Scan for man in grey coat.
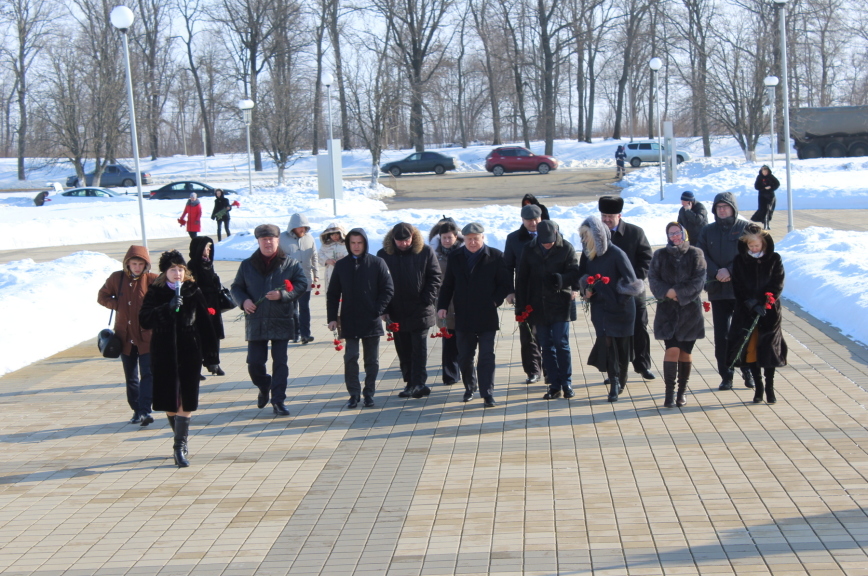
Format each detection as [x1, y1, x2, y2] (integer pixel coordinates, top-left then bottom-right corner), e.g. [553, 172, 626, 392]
[696, 192, 754, 391]
[232, 224, 309, 415]
[279, 213, 319, 344]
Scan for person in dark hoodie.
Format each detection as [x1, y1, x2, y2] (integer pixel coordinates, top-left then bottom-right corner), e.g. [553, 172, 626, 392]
[521, 193, 550, 220]
[751, 165, 780, 230]
[377, 222, 442, 399]
[231, 224, 308, 416]
[677, 191, 708, 244]
[210, 188, 231, 241]
[327, 229, 394, 408]
[696, 192, 754, 391]
[727, 224, 787, 404]
[97, 245, 158, 426]
[188, 236, 226, 377]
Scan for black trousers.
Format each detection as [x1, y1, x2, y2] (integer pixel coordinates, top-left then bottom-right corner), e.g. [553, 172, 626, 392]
[632, 295, 651, 372]
[216, 218, 230, 241]
[711, 299, 751, 382]
[247, 339, 289, 404]
[441, 329, 460, 384]
[519, 321, 542, 377]
[393, 329, 429, 389]
[456, 330, 493, 399]
[345, 336, 380, 399]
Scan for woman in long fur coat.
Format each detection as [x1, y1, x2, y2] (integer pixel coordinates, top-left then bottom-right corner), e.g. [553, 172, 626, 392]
[140, 250, 219, 467]
[648, 222, 707, 408]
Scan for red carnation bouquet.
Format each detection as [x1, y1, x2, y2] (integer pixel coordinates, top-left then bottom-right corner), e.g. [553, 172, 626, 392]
[333, 329, 343, 351]
[386, 322, 399, 342]
[515, 305, 533, 323]
[582, 274, 610, 312]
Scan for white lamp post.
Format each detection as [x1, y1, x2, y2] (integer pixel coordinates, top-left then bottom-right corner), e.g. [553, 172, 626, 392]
[321, 71, 337, 216]
[774, 0, 794, 232]
[649, 57, 664, 200]
[110, 6, 147, 248]
[764, 76, 779, 168]
[239, 99, 254, 195]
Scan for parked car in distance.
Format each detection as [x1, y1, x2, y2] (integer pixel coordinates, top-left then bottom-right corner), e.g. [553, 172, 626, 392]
[43, 187, 136, 205]
[484, 146, 559, 176]
[149, 181, 237, 200]
[624, 142, 691, 167]
[66, 164, 151, 187]
[380, 152, 456, 177]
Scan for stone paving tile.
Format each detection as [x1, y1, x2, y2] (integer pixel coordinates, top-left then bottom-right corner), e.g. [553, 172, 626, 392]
[1, 229, 868, 575]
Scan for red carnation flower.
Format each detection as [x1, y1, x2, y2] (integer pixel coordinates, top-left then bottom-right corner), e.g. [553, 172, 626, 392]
[333, 338, 341, 345]
[335, 344, 344, 351]
[525, 305, 533, 312]
[231, 200, 241, 207]
[207, 308, 216, 315]
[703, 301, 711, 312]
[601, 277, 610, 284]
[315, 291, 320, 295]
[284, 279, 293, 292]
[587, 276, 596, 285]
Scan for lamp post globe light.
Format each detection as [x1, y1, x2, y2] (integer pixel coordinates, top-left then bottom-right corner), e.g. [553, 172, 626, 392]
[111, 5, 148, 248]
[764, 75, 779, 168]
[773, 0, 794, 232]
[239, 99, 254, 195]
[321, 71, 337, 216]
[649, 57, 664, 200]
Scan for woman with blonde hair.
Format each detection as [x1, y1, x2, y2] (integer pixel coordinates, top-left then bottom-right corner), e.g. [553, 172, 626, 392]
[318, 222, 348, 291]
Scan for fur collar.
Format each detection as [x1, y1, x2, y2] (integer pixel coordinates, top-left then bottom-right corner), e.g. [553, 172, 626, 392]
[382, 225, 425, 255]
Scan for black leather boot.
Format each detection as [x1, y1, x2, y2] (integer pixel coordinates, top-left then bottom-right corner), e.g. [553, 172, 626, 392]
[765, 367, 776, 404]
[398, 385, 413, 398]
[411, 385, 431, 399]
[173, 416, 191, 468]
[662, 361, 677, 408]
[750, 365, 764, 403]
[607, 373, 620, 402]
[676, 361, 692, 407]
[618, 361, 629, 393]
[167, 414, 176, 432]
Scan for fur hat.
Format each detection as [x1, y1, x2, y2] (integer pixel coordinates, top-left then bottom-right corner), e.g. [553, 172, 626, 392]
[598, 196, 624, 215]
[159, 249, 186, 272]
[254, 224, 280, 238]
[392, 222, 414, 241]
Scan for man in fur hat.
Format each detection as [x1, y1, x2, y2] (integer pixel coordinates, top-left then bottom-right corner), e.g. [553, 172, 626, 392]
[377, 222, 442, 399]
[598, 195, 655, 382]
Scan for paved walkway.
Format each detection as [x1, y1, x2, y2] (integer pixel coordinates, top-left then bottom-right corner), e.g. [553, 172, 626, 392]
[2, 201, 868, 575]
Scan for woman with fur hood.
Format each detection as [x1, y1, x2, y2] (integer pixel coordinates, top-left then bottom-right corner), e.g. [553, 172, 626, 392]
[648, 222, 707, 408]
[318, 222, 348, 291]
[140, 250, 220, 468]
[578, 216, 645, 402]
[726, 224, 787, 404]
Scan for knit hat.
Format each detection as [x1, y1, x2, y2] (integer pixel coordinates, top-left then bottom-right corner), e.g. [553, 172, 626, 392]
[254, 224, 280, 238]
[462, 222, 484, 235]
[158, 249, 186, 272]
[537, 220, 557, 244]
[681, 191, 695, 202]
[598, 196, 624, 214]
[521, 204, 542, 220]
[392, 222, 414, 241]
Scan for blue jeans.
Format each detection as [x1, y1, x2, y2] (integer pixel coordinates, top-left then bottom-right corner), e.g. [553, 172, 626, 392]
[293, 291, 312, 339]
[534, 322, 572, 392]
[120, 346, 152, 416]
[247, 339, 290, 403]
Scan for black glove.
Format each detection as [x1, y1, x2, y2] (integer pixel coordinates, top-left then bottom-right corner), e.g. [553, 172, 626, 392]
[170, 295, 183, 310]
[211, 215, 216, 220]
[550, 273, 563, 290]
[752, 304, 767, 317]
[744, 298, 758, 311]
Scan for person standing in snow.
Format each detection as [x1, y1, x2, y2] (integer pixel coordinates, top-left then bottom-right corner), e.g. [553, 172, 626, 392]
[179, 193, 202, 239]
[279, 213, 319, 344]
[210, 189, 231, 241]
[677, 191, 708, 244]
[615, 145, 627, 179]
[97, 245, 158, 426]
[751, 165, 780, 231]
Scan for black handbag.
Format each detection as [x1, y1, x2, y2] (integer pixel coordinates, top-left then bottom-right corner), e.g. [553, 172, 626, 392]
[218, 287, 237, 312]
[98, 274, 124, 358]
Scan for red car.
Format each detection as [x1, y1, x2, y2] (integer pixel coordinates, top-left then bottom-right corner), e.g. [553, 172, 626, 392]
[484, 146, 559, 176]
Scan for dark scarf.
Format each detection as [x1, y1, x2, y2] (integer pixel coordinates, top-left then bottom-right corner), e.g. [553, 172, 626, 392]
[464, 245, 483, 271]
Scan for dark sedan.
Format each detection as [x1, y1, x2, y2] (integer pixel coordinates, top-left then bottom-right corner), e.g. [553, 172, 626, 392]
[66, 163, 151, 187]
[149, 181, 237, 200]
[380, 152, 456, 177]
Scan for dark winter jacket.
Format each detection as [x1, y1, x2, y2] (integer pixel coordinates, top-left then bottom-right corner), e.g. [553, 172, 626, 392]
[609, 219, 653, 280]
[753, 169, 780, 197]
[211, 194, 231, 221]
[434, 236, 464, 330]
[377, 225, 442, 332]
[327, 228, 394, 339]
[696, 192, 750, 300]
[515, 233, 580, 325]
[678, 201, 708, 244]
[521, 193, 550, 220]
[187, 236, 225, 339]
[615, 146, 627, 165]
[578, 217, 645, 338]
[230, 249, 309, 341]
[727, 234, 788, 368]
[437, 244, 512, 333]
[503, 225, 535, 283]
[648, 224, 707, 342]
[97, 245, 157, 355]
[139, 281, 219, 412]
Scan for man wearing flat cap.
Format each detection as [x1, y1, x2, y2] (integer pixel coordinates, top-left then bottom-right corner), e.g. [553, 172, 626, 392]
[377, 222, 442, 399]
[515, 220, 580, 400]
[597, 196, 655, 382]
[231, 224, 309, 415]
[503, 203, 545, 384]
[438, 223, 512, 407]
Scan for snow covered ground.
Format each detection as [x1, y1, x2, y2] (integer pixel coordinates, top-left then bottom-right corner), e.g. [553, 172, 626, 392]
[1, 137, 867, 376]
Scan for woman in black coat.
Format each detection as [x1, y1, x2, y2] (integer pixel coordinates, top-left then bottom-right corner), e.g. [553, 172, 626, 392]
[648, 222, 707, 408]
[751, 165, 780, 230]
[140, 250, 219, 468]
[211, 189, 231, 240]
[188, 236, 226, 375]
[578, 216, 645, 402]
[727, 225, 787, 404]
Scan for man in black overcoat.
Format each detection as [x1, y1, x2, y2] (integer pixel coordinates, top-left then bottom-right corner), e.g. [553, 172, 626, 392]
[437, 223, 512, 407]
[599, 196, 655, 381]
[327, 229, 394, 408]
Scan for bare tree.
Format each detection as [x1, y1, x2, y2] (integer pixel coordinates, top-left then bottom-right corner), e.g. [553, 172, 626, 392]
[612, 0, 651, 140]
[130, 0, 172, 160]
[175, 0, 216, 156]
[533, 0, 575, 155]
[497, 0, 532, 147]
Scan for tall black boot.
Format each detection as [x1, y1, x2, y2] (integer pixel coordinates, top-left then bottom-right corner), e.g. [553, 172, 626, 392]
[167, 414, 175, 432]
[173, 416, 191, 468]
[676, 361, 692, 407]
[662, 361, 677, 408]
[750, 364, 764, 403]
[765, 367, 776, 404]
[619, 360, 629, 393]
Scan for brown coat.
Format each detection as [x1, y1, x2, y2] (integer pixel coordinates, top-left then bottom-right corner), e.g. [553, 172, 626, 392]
[97, 245, 157, 355]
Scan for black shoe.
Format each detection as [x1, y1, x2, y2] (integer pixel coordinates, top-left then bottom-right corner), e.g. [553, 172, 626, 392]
[130, 413, 142, 424]
[363, 397, 375, 408]
[483, 397, 497, 407]
[214, 366, 225, 376]
[604, 378, 610, 385]
[346, 396, 359, 409]
[744, 373, 755, 389]
[638, 369, 656, 380]
[257, 389, 269, 409]
[526, 374, 540, 384]
[718, 380, 733, 391]
[199, 374, 206, 381]
[411, 385, 431, 399]
[563, 388, 575, 399]
[301, 336, 314, 345]
[139, 414, 155, 427]
[397, 385, 412, 398]
[543, 389, 561, 400]
[272, 402, 290, 416]
[462, 390, 474, 402]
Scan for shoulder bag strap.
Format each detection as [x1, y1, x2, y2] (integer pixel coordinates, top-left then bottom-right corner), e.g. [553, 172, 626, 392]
[109, 272, 124, 326]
